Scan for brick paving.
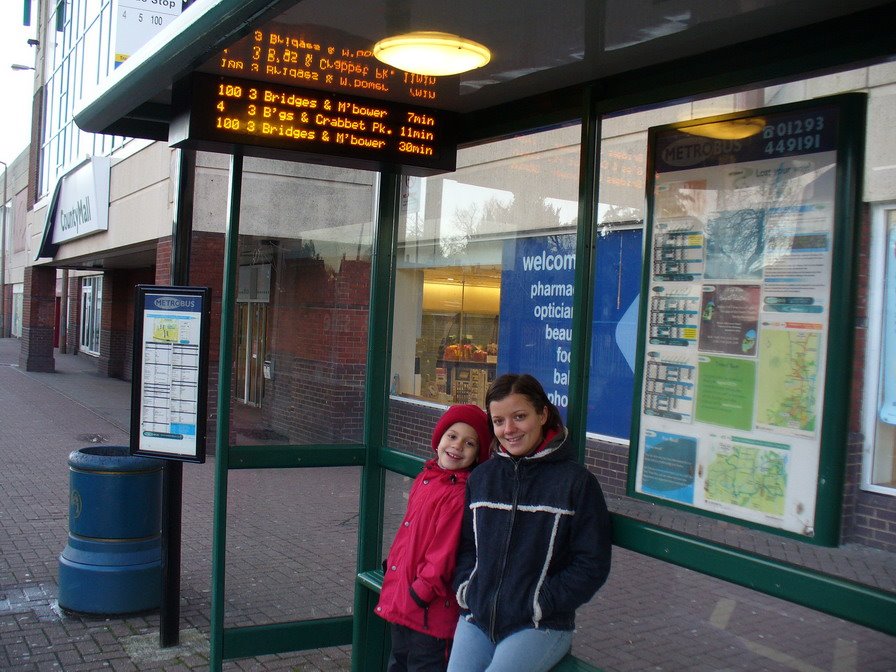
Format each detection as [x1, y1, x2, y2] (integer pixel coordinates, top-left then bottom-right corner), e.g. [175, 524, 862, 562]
[1, 337, 894, 671]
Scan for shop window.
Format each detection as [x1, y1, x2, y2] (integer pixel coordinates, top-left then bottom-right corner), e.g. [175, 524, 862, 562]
[12, 284, 23, 338]
[79, 275, 102, 355]
[390, 126, 582, 413]
[388, 123, 649, 445]
[388, 125, 648, 444]
[864, 205, 896, 493]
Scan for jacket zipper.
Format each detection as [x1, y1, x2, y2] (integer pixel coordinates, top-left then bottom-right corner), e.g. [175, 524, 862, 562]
[489, 459, 520, 641]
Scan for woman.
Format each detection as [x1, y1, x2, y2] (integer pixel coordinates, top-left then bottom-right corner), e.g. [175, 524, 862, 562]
[448, 374, 612, 672]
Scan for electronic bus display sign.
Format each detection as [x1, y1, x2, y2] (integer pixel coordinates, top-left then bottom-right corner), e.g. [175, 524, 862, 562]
[210, 22, 448, 108]
[170, 72, 457, 176]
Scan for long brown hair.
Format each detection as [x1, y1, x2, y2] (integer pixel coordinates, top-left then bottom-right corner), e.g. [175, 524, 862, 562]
[485, 373, 564, 433]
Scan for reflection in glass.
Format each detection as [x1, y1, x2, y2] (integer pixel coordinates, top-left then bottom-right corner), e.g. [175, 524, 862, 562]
[230, 158, 376, 446]
[223, 467, 360, 628]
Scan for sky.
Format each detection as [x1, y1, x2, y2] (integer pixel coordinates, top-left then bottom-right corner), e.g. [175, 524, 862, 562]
[0, 3, 39, 168]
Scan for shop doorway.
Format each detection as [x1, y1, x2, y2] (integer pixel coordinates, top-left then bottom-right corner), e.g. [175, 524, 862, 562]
[235, 301, 267, 406]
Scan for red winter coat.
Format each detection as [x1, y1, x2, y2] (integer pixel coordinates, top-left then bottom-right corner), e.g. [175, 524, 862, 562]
[375, 458, 469, 640]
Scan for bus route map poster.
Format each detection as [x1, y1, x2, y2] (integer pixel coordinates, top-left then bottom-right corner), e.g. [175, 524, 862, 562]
[130, 286, 211, 463]
[630, 96, 862, 541]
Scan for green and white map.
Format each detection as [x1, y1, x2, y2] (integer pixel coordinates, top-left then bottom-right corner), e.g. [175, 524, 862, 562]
[756, 329, 821, 436]
[705, 437, 788, 516]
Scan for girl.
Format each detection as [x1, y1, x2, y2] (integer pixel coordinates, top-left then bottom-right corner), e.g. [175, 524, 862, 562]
[376, 404, 493, 671]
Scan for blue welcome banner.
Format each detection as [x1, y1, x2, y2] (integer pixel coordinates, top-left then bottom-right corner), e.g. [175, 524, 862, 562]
[498, 230, 643, 438]
[588, 229, 643, 439]
[497, 235, 576, 420]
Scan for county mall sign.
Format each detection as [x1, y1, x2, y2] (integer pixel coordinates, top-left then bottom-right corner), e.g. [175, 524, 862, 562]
[50, 156, 111, 245]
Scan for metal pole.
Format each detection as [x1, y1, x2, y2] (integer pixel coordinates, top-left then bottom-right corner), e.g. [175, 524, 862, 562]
[351, 172, 399, 672]
[1, 160, 8, 339]
[209, 151, 242, 671]
[160, 148, 196, 648]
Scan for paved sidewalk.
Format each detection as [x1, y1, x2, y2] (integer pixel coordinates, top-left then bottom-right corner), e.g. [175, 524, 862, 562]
[1, 337, 894, 671]
[0, 339, 354, 671]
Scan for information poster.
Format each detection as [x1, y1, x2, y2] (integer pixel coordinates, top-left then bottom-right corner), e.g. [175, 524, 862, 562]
[632, 100, 852, 538]
[131, 286, 210, 462]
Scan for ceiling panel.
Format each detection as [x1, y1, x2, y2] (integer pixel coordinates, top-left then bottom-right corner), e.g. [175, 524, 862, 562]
[200, 0, 891, 112]
[74, 0, 896, 138]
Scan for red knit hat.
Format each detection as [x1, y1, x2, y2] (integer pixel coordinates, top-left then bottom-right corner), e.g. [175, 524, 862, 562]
[431, 404, 492, 464]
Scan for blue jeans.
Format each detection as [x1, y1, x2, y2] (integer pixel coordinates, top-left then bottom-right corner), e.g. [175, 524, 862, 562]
[446, 616, 572, 672]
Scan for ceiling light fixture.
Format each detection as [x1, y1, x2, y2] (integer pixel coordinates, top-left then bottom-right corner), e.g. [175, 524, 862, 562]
[373, 31, 491, 77]
[681, 117, 766, 140]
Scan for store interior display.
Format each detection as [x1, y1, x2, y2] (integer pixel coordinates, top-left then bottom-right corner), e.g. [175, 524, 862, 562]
[418, 313, 498, 406]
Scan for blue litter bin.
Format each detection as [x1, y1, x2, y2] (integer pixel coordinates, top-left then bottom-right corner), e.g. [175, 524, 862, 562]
[58, 445, 163, 615]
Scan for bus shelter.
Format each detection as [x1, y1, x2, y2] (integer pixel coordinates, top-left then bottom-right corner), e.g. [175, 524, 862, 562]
[75, 1, 896, 670]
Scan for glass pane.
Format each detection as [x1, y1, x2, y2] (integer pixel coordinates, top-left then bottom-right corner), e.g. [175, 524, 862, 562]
[230, 157, 376, 445]
[223, 466, 360, 627]
[381, 470, 415, 563]
[388, 125, 581, 455]
[79, 277, 100, 354]
[92, 277, 102, 353]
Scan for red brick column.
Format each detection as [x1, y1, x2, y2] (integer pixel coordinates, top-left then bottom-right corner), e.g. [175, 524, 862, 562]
[97, 270, 130, 378]
[19, 266, 56, 372]
[1, 284, 11, 338]
[190, 232, 225, 455]
[66, 276, 80, 354]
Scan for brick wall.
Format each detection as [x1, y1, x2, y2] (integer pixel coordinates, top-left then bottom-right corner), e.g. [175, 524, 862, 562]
[100, 267, 155, 380]
[155, 232, 225, 454]
[387, 401, 443, 461]
[97, 270, 130, 377]
[123, 272, 138, 381]
[586, 438, 630, 497]
[385, 397, 632, 496]
[187, 232, 225, 359]
[260, 255, 371, 444]
[155, 238, 172, 288]
[1, 283, 11, 338]
[19, 266, 56, 372]
[850, 488, 896, 550]
[262, 355, 367, 443]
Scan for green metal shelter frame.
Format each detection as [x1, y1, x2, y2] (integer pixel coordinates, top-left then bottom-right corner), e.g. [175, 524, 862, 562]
[72, 2, 896, 670]
[207, 91, 894, 672]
